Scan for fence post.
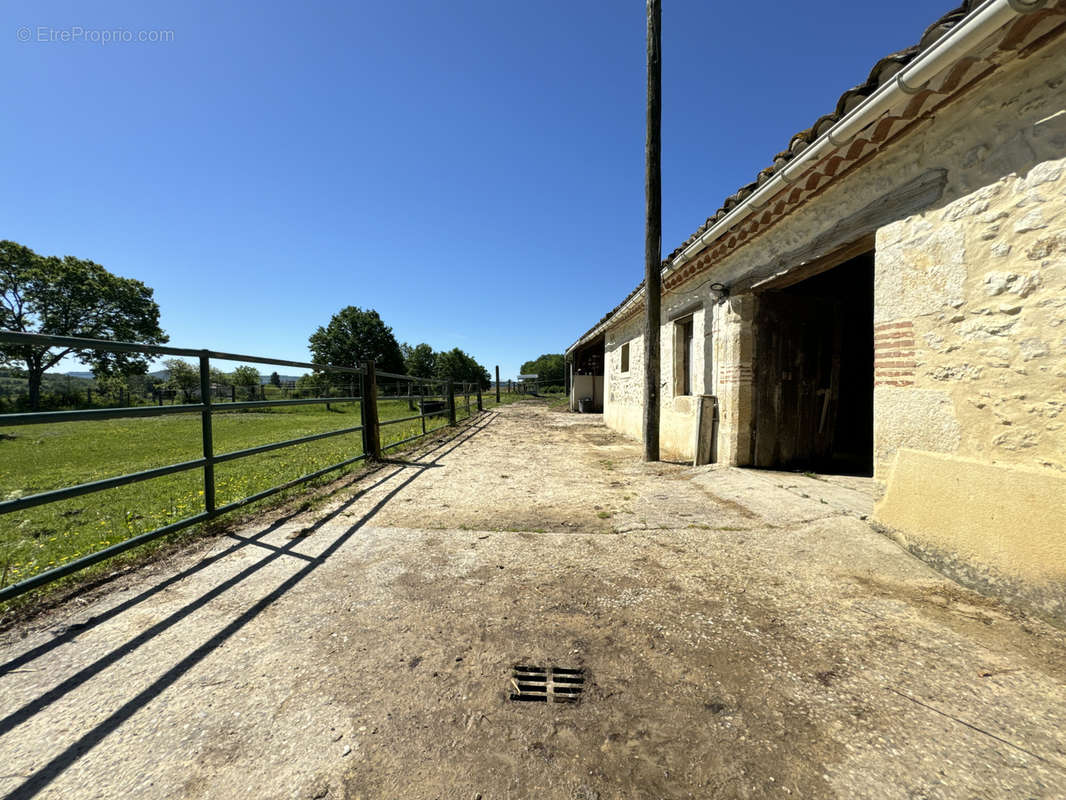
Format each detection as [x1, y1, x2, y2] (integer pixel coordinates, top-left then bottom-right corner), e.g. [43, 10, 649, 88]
[495, 366, 500, 403]
[198, 353, 216, 515]
[477, 383, 483, 412]
[446, 380, 456, 425]
[361, 361, 381, 460]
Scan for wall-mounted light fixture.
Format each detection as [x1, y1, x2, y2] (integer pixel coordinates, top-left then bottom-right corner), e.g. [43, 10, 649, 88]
[709, 282, 729, 302]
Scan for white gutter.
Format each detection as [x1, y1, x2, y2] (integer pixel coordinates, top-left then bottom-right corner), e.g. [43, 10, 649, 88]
[670, 0, 1047, 270]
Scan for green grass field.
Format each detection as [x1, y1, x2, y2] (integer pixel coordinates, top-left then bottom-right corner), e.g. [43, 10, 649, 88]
[0, 389, 521, 605]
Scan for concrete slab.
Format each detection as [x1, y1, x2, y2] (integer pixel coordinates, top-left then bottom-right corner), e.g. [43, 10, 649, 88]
[687, 466, 874, 525]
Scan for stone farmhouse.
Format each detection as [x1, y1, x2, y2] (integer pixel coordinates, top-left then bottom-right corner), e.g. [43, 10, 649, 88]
[565, 0, 1066, 621]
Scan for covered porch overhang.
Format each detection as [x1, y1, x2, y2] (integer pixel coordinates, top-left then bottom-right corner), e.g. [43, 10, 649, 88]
[565, 333, 605, 413]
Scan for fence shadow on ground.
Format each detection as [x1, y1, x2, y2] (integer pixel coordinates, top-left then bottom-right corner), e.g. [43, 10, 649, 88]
[0, 411, 499, 800]
[378, 457, 446, 468]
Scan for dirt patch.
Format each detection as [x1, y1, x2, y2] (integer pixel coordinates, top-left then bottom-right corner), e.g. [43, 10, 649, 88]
[690, 486, 761, 519]
[850, 574, 1066, 683]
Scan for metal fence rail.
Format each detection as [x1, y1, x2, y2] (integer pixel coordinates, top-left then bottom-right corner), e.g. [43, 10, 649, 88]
[373, 369, 483, 447]
[0, 330, 486, 602]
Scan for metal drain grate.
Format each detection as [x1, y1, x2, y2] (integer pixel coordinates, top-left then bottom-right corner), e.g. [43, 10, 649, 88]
[510, 665, 585, 703]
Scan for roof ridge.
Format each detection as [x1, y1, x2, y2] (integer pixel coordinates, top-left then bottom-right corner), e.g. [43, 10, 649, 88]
[664, 1, 978, 263]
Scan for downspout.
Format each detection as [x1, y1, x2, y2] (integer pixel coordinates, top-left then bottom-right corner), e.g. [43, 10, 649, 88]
[670, 0, 1048, 270]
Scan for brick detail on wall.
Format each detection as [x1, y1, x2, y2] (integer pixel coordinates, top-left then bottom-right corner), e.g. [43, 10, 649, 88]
[875, 321, 915, 386]
[719, 364, 753, 385]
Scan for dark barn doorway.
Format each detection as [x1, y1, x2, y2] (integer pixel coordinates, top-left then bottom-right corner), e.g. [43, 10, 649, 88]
[751, 249, 874, 476]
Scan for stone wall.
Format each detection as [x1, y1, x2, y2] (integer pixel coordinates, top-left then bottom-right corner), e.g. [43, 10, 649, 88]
[604, 313, 643, 451]
[872, 78, 1066, 620]
[874, 153, 1066, 478]
[603, 278, 718, 460]
[711, 294, 755, 466]
[605, 314, 642, 408]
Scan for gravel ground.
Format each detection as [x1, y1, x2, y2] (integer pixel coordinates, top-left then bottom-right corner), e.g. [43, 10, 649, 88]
[1, 400, 1065, 800]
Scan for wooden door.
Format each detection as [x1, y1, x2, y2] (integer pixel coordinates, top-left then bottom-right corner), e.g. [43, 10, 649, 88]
[753, 294, 843, 469]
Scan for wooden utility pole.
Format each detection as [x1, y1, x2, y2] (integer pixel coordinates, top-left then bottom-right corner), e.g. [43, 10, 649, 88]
[495, 365, 501, 403]
[643, 0, 662, 462]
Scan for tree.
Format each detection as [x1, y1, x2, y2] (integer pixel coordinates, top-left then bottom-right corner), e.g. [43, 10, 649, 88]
[96, 370, 159, 404]
[163, 358, 198, 401]
[0, 240, 167, 409]
[296, 371, 331, 397]
[230, 365, 261, 398]
[435, 348, 491, 390]
[405, 343, 437, 378]
[127, 371, 161, 399]
[95, 373, 128, 404]
[308, 306, 405, 377]
[92, 361, 176, 406]
[519, 353, 564, 384]
[269, 371, 281, 387]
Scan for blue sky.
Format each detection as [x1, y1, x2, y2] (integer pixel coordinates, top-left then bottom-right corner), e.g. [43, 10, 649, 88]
[4, 0, 944, 378]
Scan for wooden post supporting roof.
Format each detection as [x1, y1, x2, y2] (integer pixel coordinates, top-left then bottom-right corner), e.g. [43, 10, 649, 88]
[643, 0, 662, 463]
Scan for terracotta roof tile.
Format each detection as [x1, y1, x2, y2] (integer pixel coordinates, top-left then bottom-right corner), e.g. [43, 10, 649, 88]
[664, 1, 977, 263]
